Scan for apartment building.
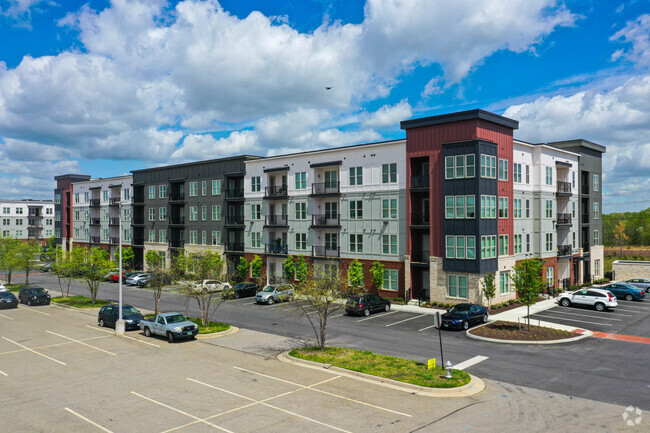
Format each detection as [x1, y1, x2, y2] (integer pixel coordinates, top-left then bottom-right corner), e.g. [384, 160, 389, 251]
[0, 199, 55, 244]
[70, 175, 133, 258]
[244, 140, 407, 294]
[130, 156, 259, 271]
[54, 174, 92, 251]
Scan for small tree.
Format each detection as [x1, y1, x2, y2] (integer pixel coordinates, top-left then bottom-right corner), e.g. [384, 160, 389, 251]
[79, 247, 112, 303]
[237, 257, 250, 281]
[145, 250, 172, 315]
[370, 261, 384, 291]
[0, 238, 22, 284]
[114, 246, 134, 269]
[614, 221, 628, 256]
[52, 247, 74, 297]
[295, 271, 360, 350]
[295, 255, 308, 282]
[513, 258, 546, 330]
[19, 240, 42, 285]
[481, 272, 496, 307]
[178, 251, 226, 326]
[348, 259, 364, 288]
[283, 255, 295, 281]
[250, 255, 263, 280]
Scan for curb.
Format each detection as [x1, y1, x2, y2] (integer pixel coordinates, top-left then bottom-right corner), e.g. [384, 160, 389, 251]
[196, 326, 239, 339]
[277, 351, 486, 398]
[465, 322, 593, 344]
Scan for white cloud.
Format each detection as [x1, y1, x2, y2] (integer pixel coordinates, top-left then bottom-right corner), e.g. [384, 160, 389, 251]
[610, 14, 650, 67]
[1, 0, 50, 28]
[361, 100, 412, 128]
[171, 130, 259, 161]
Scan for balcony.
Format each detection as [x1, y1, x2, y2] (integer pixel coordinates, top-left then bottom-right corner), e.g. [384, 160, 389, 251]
[169, 240, 185, 248]
[581, 185, 589, 195]
[311, 214, 341, 228]
[109, 237, 120, 245]
[556, 181, 572, 195]
[90, 236, 101, 243]
[225, 188, 244, 199]
[557, 244, 572, 257]
[169, 216, 185, 226]
[131, 217, 144, 226]
[109, 217, 120, 226]
[225, 242, 244, 252]
[410, 250, 430, 263]
[581, 213, 590, 224]
[410, 176, 430, 189]
[109, 197, 122, 206]
[582, 243, 590, 253]
[225, 214, 245, 226]
[28, 223, 43, 229]
[264, 185, 288, 199]
[168, 193, 185, 203]
[90, 218, 101, 226]
[265, 243, 288, 256]
[265, 214, 288, 227]
[312, 245, 340, 258]
[556, 213, 571, 226]
[89, 199, 100, 207]
[311, 182, 340, 196]
[132, 237, 144, 245]
[410, 213, 430, 227]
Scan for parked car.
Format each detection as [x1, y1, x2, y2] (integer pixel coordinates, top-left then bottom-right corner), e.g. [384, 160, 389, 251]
[18, 286, 51, 306]
[191, 280, 231, 291]
[109, 271, 128, 283]
[98, 304, 143, 330]
[0, 291, 18, 309]
[139, 312, 198, 343]
[601, 283, 646, 301]
[39, 263, 53, 272]
[255, 284, 294, 304]
[134, 273, 154, 287]
[558, 288, 617, 311]
[624, 278, 650, 293]
[125, 273, 148, 286]
[345, 293, 391, 316]
[0, 284, 7, 292]
[440, 303, 488, 330]
[223, 282, 259, 299]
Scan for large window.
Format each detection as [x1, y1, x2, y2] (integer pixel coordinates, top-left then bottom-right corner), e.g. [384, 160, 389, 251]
[251, 177, 260, 192]
[382, 163, 397, 183]
[448, 275, 468, 298]
[212, 179, 221, 195]
[382, 235, 398, 255]
[349, 234, 363, 253]
[593, 202, 599, 219]
[545, 200, 553, 218]
[159, 185, 167, 199]
[382, 199, 397, 219]
[513, 199, 522, 218]
[499, 235, 509, 256]
[159, 207, 166, 221]
[251, 204, 261, 219]
[499, 272, 510, 294]
[295, 172, 306, 190]
[383, 269, 398, 291]
[211, 231, 221, 246]
[148, 230, 156, 243]
[545, 233, 553, 251]
[148, 186, 156, 199]
[445, 154, 475, 179]
[545, 167, 553, 185]
[446, 195, 475, 219]
[480, 195, 496, 218]
[498, 159, 508, 181]
[159, 230, 167, 243]
[593, 174, 599, 192]
[189, 230, 197, 245]
[350, 200, 363, 219]
[212, 205, 221, 221]
[481, 235, 497, 259]
[514, 234, 522, 254]
[295, 233, 307, 250]
[189, 182, 198, 197]
[513, 163, 522, 183]
[189, 206, 198, 221]
[446, 236, 475, 259]
[480, 154, 496, 178]
[295, 202, 306, 220]
[251, 232, 261, 248]
[498, 197, 508, 218]
[349, 167, 363, 186]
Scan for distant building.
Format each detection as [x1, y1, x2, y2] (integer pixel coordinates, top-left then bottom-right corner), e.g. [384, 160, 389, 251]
[0, 199, 55, 245]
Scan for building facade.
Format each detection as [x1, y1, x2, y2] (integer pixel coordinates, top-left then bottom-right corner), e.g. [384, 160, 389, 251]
[0, 199, 55, 244]
[54, 174, 92, 251]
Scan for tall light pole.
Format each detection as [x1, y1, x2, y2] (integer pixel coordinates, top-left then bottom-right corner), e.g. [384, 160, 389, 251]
[115, 200, 127, 336]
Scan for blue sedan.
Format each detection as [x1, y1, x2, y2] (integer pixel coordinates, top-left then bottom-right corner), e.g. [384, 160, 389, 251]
[440, 303, 489, 330]
[602, 283, 646, 301]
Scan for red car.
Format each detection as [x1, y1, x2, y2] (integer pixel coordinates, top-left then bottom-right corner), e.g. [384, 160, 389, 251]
[109, 272, 129, 283]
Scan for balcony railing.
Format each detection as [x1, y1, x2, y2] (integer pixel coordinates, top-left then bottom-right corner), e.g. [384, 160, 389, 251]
[109, 237, 120, 245]
[312, 245, 340, 258]
[90, 218, 100, 225]
[582, 243, 590, 253]
[28, 223, 43, 229]
[411, 176, 430, 189]
[266, 243, 288, 255]
[90, 236, 101, 243]
[169, 193, 185, 202]
[89, 199, 100, 207]
[169, 240, 185, 248]
[581, 185, 589, 195]
[169, 216, 185, 225]
[225, 214, 245, 225]
[109, 197, 122, 205]
[557, 244, 572, 256]
[410, 250, 430, 263]
[132, 217, 144, 225]
[581, 213, 590, 224]
[226, 242, 244, 252]
[225, 188, 244, 199]
[132, 237, 144, 245]
[109, 217, 120, 226]
[265, 215, 288, 226]
[410, 213, 430, 226]
[557, 213, 571, 225]
[311, 182, 340, 195]
[556, 181, 572, 195]
[264, 185, 288, 199]
[311, 214, 340, 227]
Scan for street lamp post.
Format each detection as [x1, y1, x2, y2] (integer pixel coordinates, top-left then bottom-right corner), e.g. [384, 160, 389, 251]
[115, 201, 126, 335]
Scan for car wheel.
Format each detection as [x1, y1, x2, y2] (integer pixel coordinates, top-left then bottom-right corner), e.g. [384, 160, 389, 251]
[99, 319, 105, 327]
[483, 314, 488, 323]
[560, 298, 571, 307]
[27, 299, 32, 306]
[625, 294, 633, 301]
[234, 292, 240, 299]
[595, 302, 605, 312]
[363, 308, 370, 317]
[144, 327, 152, 337]
[267, 297, 274, 305]
[384, 304, 390, 312]
[463, 321, 469, 330]
[167, 332, 175, 343]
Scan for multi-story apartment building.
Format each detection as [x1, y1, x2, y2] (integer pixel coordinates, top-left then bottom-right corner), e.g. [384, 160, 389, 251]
[244, 140, 407, 295]
[70, 175, 133, 258]
[130, 156, 258, 271]
[0, 199, 55, 244]
[54, 174, 92, 251]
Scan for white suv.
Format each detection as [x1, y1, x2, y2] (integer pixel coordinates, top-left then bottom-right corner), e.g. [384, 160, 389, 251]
[558, 288, 617, 311]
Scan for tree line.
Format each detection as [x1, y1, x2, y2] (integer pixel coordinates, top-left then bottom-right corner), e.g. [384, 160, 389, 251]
[603, 208, 650, 247]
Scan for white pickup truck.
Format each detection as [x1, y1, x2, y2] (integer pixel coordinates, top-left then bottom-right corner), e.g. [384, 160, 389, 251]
[139, 312, 199, 343]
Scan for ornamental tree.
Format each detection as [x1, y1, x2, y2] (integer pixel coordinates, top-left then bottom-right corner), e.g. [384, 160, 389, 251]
[348, 259, 364, 288]
[283, 255, 295, 281]
[370, 261, 384, 291]
[513, 258, 546, 331]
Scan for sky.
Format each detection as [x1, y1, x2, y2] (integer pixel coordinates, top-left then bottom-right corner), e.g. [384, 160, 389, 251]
[0, 0, 648, 214]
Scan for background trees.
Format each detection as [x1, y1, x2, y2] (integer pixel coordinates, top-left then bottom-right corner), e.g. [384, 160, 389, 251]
[144, 250, 172, 315]
[0, 238, 23, 284]
[178, 251, 225, 326]
[74, 247, 112, 303]
[113, 246, 134, 269]
[19, 240, 42, 285]
[603, 208, 650, 247]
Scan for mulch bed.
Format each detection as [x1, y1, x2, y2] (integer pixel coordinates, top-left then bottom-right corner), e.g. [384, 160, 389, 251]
[487, 298, 546, 314]
[468, 320, 578, 341]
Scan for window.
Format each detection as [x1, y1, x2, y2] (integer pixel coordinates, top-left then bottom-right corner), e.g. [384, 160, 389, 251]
[593, 174, 599, 192]
[159, 230, 167, 243]
[74, 193, 80, 203]
[382, 199, 397, 219]
[455, 155, 465, 178]
[499, 235, 509, 256]
[201, 206, 207, 221]
[148, 208, 156, 221]
[466, 195, 475, 218]
[481, 235, 497, 259]
[526, 234, 530, 253]
[513, 163, 522, 183]
[446, 236, 474, 259]
[514, 234, 522, 254]
[2, 218, 9, 225]
[295, 202, 306, 220]
[445, 156, 454, 179]
[201, 231, 207, 245]
[349, 167, 363, 186]
[513, 199, 522, 218]
[350, 200, 363, 219]
[573, 232, 576, 248]
[212, 205, 221, 221]
[445, 154, 474, 179]
[325, 233, 338, 250]
[159, 185, 167, 199]
[350, 234, 363, 253]
[480, 154, 496, 178]
[498, 159, 508, 181]
[295, 172, 307, 190]
[212, 231, 221, 245]
[16, 207, 23, 215]
[498, 197, 508, 218]
[15, 218, 22, 226]
[55, 211, 61, 221]
[15, 230, 23, 238]
[572, 202, 576, 218]
[545, 233, 553, 251]
[499, 272, 510, 294]
[546, 266, 554, 288]
[123, 189, 130, 201]
[545, 200, 553, 218]
[2, 207, 9, 214]
[103, 191, 109, 202]
[383, 269, 398, 291]
[572, 171, 576, 188]
[148, 230, 156, 243]
[189, 182, 198, 197]
[545, 167, 553, 185]
[593, 230, 599, 245]
[480, 195, 496, 218]
[448, 275, 468, 298]
[445, 196, 454, 219]
[251, 232, 261, 248]
[149, 186, 156, 199]
[525, 165, 530, 184]
[189, 206, 198, 221]
[466, 237, 476, 259]
[54, 195, 61, 205]
[324, 170, 338, 188]
[201, 181, 207, 196]
[250, 204, 260, 220]
[159, 207, 166, 221]
[593, 202, 599, 219]
[212, 179, 221, 195]
[295, 233, 307, 250]
[46, 208, 53, 215]
[465, 154, 475, 178]
[251, 177, 261, 192]
[382, 235, 397, 255]
[455, 196, 465, 219]
[594, 259, 600, 277]
[382, 163, 397, 183]
[189, 230, 197, 245]
[446, 195, 474, 219]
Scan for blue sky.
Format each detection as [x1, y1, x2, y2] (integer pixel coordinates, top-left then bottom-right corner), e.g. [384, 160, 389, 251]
[0, 0, 648, 213]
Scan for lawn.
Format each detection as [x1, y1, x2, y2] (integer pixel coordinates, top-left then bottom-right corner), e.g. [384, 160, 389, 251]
[289, 346, 471, 388]
[51, 296, 112, 308]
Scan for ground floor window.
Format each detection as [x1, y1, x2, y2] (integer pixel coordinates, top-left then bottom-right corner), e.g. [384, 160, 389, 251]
[159, 251, 166, 269]
[546, 266, 554, 288]
[499, 272, 510, 294]
[448, 275, 468, 298]
[189, 230, 197, 245]
[383, 269, 398, 291]
[594, 259, 600, 277]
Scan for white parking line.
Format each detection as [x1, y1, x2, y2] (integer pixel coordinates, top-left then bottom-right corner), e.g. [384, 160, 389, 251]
[356, 311, 398, 322]
[1, 336, 66, 365]
[0, 335, 110, 356]
[531, 313, 613, 326]
[0, 369, 7, 376]
[540, 311, 622, 321]
[64, 407, 114, 433]
[261, 302, 290, 308]
[17, 306, 50, 315]
[84, 325, 161, 347]
[454, 355, 489, 370]
[418, 324, 439, 332]
[46, 331, 117, 356]
[385, 313, 428, 327]
[131, 391, 234, 433]
[614, 304, 647, 311]
[331, 314, 344, 318]
[0, 313, 14, 320]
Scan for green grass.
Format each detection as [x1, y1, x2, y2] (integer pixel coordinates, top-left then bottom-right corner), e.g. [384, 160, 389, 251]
[6, 284, 23, 293]
[604, 254, 647, 272]
[144, 314, 230, 334]
[51, 296, 112, 308]
[289, 346, 471, 389]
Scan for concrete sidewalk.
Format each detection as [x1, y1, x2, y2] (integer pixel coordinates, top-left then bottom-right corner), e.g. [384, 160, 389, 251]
[488, 298, 584, 332]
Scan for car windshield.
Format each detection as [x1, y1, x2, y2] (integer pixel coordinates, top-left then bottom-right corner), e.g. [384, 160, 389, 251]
[30, 288, 46, 294]
[448, 305, 470, 314]
[123, 307, 140, 315]
[262, 286, 276, 293]
[165, 314, 187, 323]
[233, 283, 247, 289]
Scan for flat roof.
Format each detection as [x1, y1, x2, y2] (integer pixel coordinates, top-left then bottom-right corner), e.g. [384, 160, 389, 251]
[400, 109, 519, 130]
[131, 155, 261, 174]
[547, 139, 606, 154]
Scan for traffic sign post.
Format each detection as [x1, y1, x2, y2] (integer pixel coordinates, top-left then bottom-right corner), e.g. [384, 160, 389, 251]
[435, 311, 444, 367]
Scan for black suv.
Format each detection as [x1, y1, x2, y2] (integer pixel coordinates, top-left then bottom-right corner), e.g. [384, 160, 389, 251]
[0, 292, 18, 309]
[224, 282, 260, 299]
[18, 286, 51, 306]
[98, 304, 144, 330]
[345, 293, 391, 316]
